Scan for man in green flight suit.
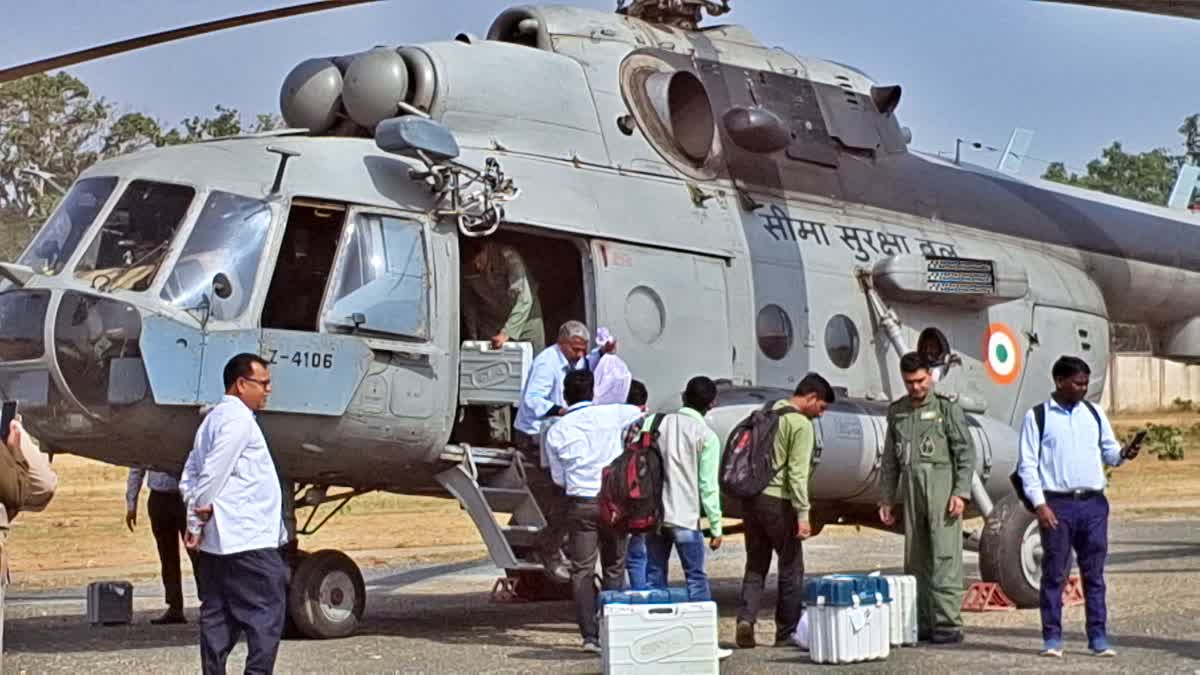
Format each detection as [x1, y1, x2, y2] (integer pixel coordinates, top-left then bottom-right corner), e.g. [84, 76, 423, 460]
[879, 351, 976, 645]
[462, 239, 546, 445]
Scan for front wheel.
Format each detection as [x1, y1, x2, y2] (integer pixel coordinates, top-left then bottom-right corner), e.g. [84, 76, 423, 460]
[288, 549, 366, 639]
[978, 494, 1040, 608]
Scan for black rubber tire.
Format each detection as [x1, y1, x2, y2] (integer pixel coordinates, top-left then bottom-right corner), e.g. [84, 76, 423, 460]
[287, 549, 366, 639]
[978, 494, 1040, 608]
[507, 569, 573, 601]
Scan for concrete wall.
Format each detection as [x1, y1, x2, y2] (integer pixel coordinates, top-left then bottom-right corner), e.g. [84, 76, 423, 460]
[1101, 354, 1200, 413]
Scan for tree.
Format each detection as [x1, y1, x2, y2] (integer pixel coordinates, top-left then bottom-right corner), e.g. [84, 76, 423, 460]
[0, 73, 109, 220]
[1045, 114, 1199, 208]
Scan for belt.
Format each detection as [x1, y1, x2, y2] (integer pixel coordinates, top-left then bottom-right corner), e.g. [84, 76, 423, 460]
[1044, 489, 1103, 500]
[568, 495, 598, 503]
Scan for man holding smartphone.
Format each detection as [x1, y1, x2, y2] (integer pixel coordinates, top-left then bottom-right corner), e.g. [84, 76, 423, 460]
[1016, 356, 1142, 659]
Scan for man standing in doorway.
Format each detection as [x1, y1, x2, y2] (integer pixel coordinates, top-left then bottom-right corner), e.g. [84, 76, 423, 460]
[736, 374, 835, 649]
[1016, 355, 1141, 658]
[462, 239, 545, 446]
[126, 466, 197, 624]
[879, 352, 976, 645]
[181, 354, 288, 675]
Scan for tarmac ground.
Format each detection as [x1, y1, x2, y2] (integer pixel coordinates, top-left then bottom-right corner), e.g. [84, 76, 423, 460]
[5, 517, 1200, 674]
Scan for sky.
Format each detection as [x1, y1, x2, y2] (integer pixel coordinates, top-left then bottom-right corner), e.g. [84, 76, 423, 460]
[2, 0, 1197, 178]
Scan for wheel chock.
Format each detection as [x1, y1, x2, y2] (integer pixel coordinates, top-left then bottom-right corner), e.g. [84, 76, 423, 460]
[1062, 575, 1085, 607]
[490, 577, 526, 604]
[962, 582, 1017, 612]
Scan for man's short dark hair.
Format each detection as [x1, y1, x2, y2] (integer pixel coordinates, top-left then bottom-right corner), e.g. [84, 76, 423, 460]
[900, 351, 929, 374]
[224, 353, 269, 390]
[563, 369, 594, 406]
[682, 376, 717, 413]
[1052, 356, 1091, 380]
[795, 373, 836, 403]
[626, 380, 648, 407]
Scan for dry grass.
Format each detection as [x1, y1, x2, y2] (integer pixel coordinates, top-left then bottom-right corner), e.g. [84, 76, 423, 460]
[5, 412, 1198, 588]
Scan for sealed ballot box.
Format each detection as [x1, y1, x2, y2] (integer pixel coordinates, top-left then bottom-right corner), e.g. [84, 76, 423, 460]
[876, 574, 918, 647]
[599, 589, 719, 675]
[87, 580, 133, 626]
[806, 575, 891, 664]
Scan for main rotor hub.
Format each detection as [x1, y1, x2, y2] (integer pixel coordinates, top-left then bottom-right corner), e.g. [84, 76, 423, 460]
[616, 0, 731, 30]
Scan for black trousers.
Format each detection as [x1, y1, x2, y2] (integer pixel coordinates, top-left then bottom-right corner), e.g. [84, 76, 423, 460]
[196, 548, 288, 675]
[148, 490, 198, 612]
[565, 497, 628, 641]
[737, 493, 806, 642]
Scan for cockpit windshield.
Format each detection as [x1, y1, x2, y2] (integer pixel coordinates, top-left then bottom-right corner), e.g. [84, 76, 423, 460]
[18, 176, 118, 276]
[161, 191, 272, 321]
[73, 180, 195, 292]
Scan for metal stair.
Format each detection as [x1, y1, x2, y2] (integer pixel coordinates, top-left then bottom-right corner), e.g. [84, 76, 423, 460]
[436, 444, 547, 572]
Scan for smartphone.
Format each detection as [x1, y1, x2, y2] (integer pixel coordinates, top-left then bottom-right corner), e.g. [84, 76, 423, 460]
[1131, 429, 1148, 446]
[0, 400, 16, 437]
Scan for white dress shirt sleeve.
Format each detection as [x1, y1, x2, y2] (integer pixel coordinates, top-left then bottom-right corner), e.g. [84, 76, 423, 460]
[1096, 406, 1124, 467]
[125, 467, 145, 512]
[554, 427, 588, 496]
[190, 413, 253, 517]
[1016, 408, 1045, 509]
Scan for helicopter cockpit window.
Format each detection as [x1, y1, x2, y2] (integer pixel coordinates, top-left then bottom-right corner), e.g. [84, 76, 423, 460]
[324, 213, 429, 339]
[161, 191, 272, 321]
[18, 176, 118, 276]
[73, 180, 195, 293]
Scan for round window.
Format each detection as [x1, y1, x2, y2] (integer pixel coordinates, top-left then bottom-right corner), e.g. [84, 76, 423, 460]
[917, 327, 951, 366]
[756, 305, 793, 361]
[825, 315, 860, 369]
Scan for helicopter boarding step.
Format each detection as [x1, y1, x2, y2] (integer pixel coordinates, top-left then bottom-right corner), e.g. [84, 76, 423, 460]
[436, 445, 548, 572]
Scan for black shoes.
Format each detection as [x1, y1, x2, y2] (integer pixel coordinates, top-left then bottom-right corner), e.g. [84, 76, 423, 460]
[929, 631, 964, 645]
[150, 609, 187, 625]
[736, 622, 756, 649]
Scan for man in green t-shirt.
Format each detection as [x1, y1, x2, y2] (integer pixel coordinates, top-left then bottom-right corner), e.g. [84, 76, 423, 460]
[735, 373, 836, 649]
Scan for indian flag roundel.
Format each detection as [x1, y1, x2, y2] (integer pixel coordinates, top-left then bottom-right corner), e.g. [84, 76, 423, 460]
[983, 323, 1021, 385]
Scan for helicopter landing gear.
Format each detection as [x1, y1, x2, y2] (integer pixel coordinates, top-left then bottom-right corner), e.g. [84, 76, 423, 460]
[287, 549, 366, 639]
[978, 494, 1040, 608]
[283, 485, 371, 639]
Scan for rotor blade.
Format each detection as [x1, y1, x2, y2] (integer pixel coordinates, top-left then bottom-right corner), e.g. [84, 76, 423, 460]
[0, 0, 382, 84]
[1038, 0, 1200, 20]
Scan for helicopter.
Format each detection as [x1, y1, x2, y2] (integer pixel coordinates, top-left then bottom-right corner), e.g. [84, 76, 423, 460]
[1, 0, 1197, 640]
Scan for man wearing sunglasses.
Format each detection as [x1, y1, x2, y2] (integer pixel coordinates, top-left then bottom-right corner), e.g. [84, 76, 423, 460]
[181, 353, 288, 675]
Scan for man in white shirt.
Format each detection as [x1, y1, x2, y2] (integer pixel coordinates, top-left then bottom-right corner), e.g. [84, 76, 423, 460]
[180, 353, 287, 675]
[125, 467, 196, 624]
[543, 369, 643, 652]
[513, 320, 591, 582]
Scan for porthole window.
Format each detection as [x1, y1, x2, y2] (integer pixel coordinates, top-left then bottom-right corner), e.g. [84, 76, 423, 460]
[917, 327, 951, 367]
[825, 315, 859, 369]
[756, 305, 793, 361]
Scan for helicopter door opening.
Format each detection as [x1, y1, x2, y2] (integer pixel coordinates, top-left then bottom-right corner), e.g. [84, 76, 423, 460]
[453, 229, 589, 447]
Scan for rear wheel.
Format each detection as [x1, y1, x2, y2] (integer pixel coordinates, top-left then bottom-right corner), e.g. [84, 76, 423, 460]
[288, 549, 366, 639]
[507, 569, 573, 601]
[978, 494, 1040, 608]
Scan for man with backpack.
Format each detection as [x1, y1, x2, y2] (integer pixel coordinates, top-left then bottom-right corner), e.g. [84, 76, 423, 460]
[643, 376, 723, 601]
[542, 369, 644, 652]
[1015, 356, 1141, 658]
[729, 374, 835, 649]
[878, 352, 975, 645]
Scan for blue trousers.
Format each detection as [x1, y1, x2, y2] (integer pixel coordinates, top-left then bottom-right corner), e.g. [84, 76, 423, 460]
[626, 534, 648, 590]
[196, 548, 289, 675]
[1038, 493, 1110, 649]
[645, 527, 711, 601]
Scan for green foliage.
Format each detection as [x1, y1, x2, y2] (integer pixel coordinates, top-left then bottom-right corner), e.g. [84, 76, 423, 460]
[1171, 398, 1195, 412]
[0, 72, 281, 262]
[1044, 113, 1200, 208]
[1142, 423, 1186, 461]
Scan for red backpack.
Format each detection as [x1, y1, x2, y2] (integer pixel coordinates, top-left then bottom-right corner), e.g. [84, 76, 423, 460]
[598, 414, 666, 533]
